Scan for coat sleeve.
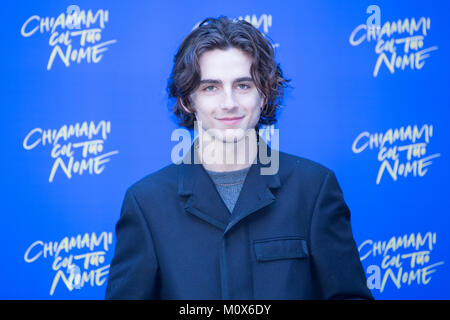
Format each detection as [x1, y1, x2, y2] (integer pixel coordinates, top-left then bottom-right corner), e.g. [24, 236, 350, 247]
[105, 189, 160, 299]
[309, 170, 374, 300]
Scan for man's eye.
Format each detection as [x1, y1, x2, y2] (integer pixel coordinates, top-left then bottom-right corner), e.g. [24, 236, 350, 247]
[204, 86, 216, 92]
[237, 83, 250, 90]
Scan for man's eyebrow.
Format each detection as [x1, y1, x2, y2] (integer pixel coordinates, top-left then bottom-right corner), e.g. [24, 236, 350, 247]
[199, 79, 221, 84]
[234, 77, 254, 83]
[199, 77, 254, 85]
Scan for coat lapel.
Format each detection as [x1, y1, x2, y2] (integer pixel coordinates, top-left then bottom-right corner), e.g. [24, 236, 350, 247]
[178, 137, 281, 233]
[224, 159, 280, 234]
[179, 161, 231, 231]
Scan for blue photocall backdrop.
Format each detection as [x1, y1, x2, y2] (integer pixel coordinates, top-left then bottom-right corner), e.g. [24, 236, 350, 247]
[1, 0, 448, 299]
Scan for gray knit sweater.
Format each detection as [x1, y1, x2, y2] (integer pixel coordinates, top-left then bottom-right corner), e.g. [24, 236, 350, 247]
[205, 166, 251, 214]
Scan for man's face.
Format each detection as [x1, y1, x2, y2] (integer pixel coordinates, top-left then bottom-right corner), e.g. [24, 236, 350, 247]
[189, 47, 264, 142]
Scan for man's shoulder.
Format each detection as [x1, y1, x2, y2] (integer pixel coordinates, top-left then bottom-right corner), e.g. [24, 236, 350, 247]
[277, 151, 341, 201]
[278, 150, 332, 178]
[126, 163, 179, 198]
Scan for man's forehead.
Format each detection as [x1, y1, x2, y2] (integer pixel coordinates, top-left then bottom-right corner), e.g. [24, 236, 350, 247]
[198, 48, 253, 80]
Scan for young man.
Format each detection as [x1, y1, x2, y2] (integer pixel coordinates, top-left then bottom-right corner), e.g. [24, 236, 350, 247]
[105, 16, 373, 300]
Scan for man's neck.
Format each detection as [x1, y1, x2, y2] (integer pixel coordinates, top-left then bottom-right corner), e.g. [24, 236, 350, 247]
[195, 130, 258, 172]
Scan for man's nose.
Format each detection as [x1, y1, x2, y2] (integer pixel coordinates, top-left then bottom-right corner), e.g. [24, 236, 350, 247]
[220, 87, 238, 110]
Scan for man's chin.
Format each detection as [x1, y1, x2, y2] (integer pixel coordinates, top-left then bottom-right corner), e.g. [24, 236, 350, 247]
[218, 128, 252, 144]
[198, 126, 257, 144]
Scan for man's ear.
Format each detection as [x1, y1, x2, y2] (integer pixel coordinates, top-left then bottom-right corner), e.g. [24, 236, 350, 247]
[260, 95, 268, 112]
[178, 97, 194, 114]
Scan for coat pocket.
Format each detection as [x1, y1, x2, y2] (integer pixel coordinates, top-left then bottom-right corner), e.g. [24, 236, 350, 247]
[253, 236, 309, 262]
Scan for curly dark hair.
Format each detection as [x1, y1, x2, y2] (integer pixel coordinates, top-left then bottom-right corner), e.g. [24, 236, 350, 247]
[167, 16, 290, 129]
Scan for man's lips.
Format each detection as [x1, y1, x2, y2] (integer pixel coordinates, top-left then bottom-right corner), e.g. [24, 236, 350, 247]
[216, 116, 245, 125]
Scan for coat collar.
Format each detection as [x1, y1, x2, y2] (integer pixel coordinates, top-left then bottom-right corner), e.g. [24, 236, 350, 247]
[178, 137, 281, 234]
